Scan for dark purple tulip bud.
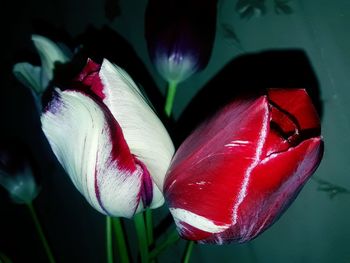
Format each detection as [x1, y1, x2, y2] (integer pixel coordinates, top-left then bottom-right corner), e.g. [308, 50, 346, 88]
[145, 0, 218, 85]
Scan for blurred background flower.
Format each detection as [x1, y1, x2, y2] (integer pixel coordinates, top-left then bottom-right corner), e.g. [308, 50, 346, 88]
[13, 35, 72, 110]
[145, 0, 218, 85]
[145, 0, 218, 116]
[0, 138, 39, 204]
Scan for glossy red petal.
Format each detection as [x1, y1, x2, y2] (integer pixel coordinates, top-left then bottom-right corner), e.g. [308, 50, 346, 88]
[164, 96, 270, 240]
[233, 137, 322, 242]
[193, 137, 323, 244]
[267, 88, 320, 132]
[165, 88, 324, 244]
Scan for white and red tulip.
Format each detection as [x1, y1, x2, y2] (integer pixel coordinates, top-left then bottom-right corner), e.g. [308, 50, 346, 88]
[164, 88, 323, 244]
[41, 59, 174, 218]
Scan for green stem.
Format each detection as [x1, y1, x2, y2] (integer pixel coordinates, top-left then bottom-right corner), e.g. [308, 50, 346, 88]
[27, 203, 55, 263]
[112, 217, 130, 263]
[145, 209, 154, 245]
[164, 81, 177, 117]
[134, 213, 149, 263]
[149, 229, 180, 259]
[106, 216, 113, 263]
[182, 241, 195, 263]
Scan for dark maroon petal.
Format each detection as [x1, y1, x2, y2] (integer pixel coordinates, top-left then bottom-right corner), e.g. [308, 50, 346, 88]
[135, 158, 154, 207]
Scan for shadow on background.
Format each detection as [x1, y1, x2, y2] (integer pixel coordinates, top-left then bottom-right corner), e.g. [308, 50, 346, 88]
[174, 49, 322, 146]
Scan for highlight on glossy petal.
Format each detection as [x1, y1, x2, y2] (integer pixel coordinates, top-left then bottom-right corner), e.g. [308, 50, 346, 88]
[32, 34, 70, 88]
[164, 88, 323, 244]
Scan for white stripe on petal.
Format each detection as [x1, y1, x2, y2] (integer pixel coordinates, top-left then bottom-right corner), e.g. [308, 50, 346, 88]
[41, 89, 142, 218]
[98, 59, 175, 199]
[169, 208, 230, 234]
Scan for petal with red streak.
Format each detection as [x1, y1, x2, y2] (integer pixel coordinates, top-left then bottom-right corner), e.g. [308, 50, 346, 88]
[41, 89, 145, 218]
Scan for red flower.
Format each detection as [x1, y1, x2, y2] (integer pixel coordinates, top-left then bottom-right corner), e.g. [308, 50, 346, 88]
[164, 88, 323, 244]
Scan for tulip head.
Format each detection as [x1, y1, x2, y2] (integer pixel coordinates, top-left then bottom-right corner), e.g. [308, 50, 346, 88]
[41, 59, 174, 218]
[164, 88, 323, 244]
[145, 0, 217, 84]
[0, 140, 39, 204]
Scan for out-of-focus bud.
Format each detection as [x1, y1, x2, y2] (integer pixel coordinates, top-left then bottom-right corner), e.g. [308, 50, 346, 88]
[0, 139, 40, 204]
[13, 35, 71, 109]
[145, 0, 218, 85]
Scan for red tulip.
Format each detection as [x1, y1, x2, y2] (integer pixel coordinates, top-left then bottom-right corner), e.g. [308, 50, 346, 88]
[164, 88, 323, 244]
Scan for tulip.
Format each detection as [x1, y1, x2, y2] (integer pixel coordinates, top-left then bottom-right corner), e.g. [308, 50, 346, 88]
[145, 0, 218, 116]
[41, 58, 174, 218]
[164, 88, 324, 244]
[145, 0, 217, 84]
[13, 35, 71, 110]
[0, 139, 39, 204]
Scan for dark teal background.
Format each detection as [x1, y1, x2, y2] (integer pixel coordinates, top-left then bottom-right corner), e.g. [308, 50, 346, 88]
[1, 0, 350, 262]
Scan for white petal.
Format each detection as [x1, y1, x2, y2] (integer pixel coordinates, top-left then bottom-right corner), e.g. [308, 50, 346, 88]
[41, 89, 143, 218]
[169, 208, 230, 234]
[98, 59, 175, 193]
[155, 52, 198, 84]
[32, 35, 69, 88]
[13, 63, 42, 94]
